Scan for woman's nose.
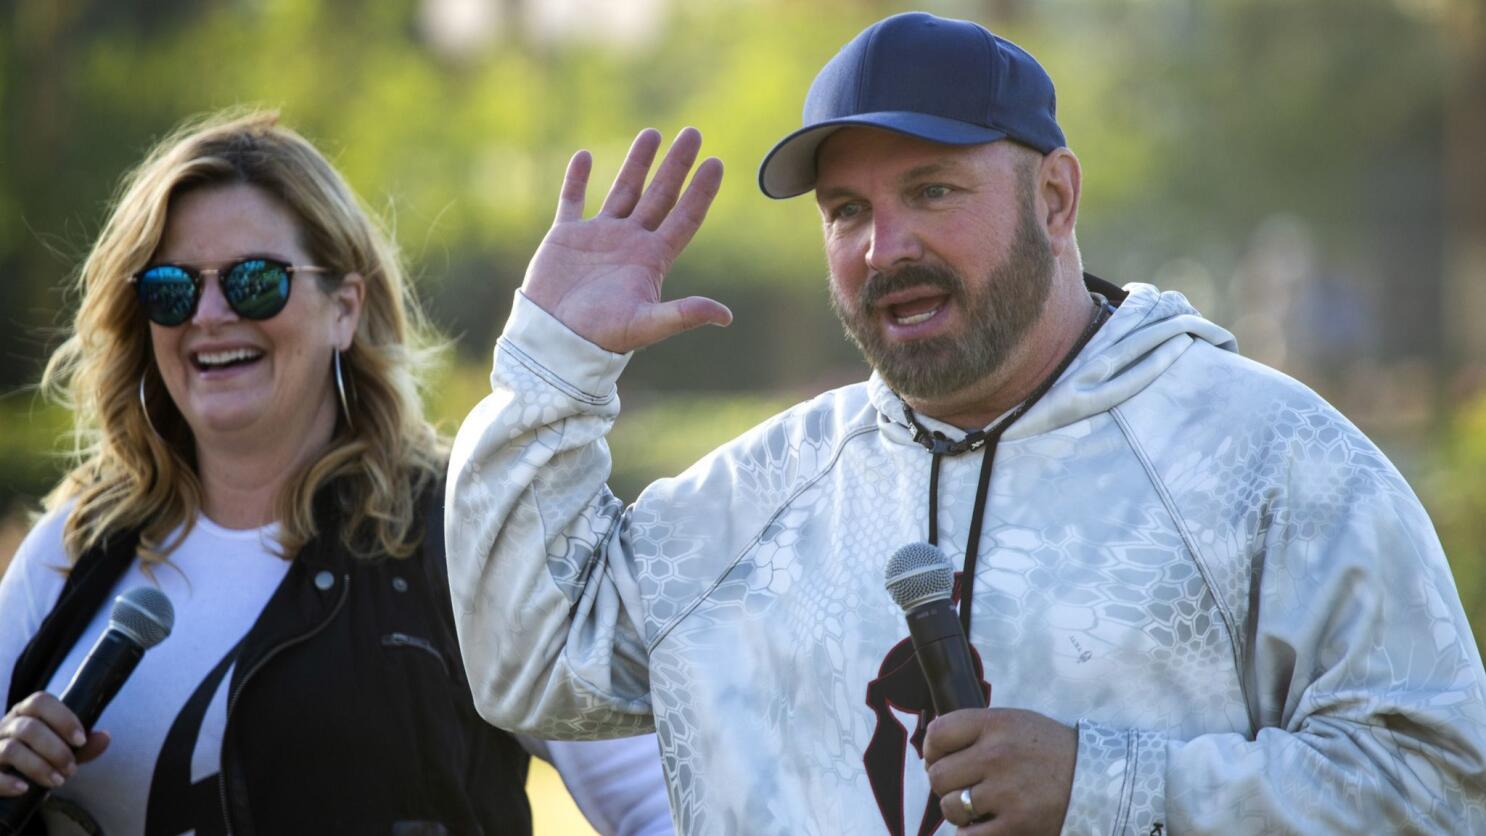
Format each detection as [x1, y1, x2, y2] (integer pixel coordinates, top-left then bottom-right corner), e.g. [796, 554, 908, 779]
[191, 272, 237, 325]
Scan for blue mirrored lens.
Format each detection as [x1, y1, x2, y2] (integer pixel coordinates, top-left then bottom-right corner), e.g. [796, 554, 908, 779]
[137, 266, 197, 326]
[224, 259, 291, 320]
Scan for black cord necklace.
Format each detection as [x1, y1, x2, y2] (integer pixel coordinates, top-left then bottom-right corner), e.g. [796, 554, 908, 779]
[904, 294, 1112, 632]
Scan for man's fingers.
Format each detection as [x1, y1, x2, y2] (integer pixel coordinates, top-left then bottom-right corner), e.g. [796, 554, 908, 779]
[957, 819, 1003, 836]
[631, 127, 702, 230]
[631, 296, 732, 347]
[554, 150, 593, 224]
[658, 295, 733, 333]
[600, 128, 663, 218]
[939, 783, 1009, 833]
[658, 156, 724, 253]
[925, 748, 990, 798]
[938, 782, 982, 828]
[922, 707, 988, 764]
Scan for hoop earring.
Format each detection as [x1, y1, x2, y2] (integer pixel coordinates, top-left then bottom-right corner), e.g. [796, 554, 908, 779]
[334, 349, 355, 431]
[139, 375, 163, 441]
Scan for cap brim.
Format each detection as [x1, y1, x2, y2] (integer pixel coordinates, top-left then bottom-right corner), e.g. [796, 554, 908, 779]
[757, 112, 1008, 199]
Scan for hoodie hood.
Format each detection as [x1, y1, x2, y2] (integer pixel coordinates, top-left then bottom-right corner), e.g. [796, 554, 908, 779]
[869, 281, 1238, 446]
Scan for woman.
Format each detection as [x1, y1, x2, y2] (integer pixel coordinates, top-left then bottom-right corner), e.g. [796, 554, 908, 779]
[0, 111, 671, 835]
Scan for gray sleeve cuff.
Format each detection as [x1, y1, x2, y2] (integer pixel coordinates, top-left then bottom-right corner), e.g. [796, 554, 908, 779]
[498, 290, 633, 404]
[1062, 719, 1167, 836]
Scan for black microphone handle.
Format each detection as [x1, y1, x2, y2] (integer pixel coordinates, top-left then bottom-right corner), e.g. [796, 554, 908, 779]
[59, 631, 145, 729]
[906, 600, 987, 714]
[0, 629, 145, 835]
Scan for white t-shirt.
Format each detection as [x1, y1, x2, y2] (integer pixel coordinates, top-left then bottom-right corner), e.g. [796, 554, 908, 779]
[0, 508, 673, 836]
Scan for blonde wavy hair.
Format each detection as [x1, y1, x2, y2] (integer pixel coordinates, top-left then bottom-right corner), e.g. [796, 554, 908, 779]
[42, 109, 446, 564]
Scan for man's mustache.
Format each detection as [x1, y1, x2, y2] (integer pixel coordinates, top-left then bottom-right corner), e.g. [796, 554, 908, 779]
[860, 265, 965, 312]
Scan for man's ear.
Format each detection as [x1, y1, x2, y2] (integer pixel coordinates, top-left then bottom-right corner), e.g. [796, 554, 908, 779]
[1038, 148, 1081, 257]
[332, 272, 366, 351]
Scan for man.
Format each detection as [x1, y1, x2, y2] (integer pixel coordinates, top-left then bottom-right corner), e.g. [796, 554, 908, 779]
[446, 12, 1486, 834]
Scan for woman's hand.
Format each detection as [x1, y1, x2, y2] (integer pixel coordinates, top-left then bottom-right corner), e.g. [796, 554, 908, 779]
[519, 126, 732, 355]
[0, 692, 110, 796]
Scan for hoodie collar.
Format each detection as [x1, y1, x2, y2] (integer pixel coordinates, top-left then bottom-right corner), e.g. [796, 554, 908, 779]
[870, 279, 1238, 449]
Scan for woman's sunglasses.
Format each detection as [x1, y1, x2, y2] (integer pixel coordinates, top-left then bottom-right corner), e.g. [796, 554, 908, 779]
[130, 257, 331, 326]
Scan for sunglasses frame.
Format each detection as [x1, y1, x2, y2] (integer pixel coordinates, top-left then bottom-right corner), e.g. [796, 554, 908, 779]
[128, 257, 332, 326]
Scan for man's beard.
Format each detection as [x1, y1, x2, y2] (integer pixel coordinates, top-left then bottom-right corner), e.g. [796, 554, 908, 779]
[829, 197, 1055, 402]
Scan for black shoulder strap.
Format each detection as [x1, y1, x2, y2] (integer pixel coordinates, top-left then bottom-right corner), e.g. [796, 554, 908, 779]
[416, 481, 454, 638]
[420, 478, 449, 603]
[415, 476, 472, 691]
[7, 531, 139, 710]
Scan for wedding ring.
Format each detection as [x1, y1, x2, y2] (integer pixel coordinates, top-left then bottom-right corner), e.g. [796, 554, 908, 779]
[959, 787, 977, 819]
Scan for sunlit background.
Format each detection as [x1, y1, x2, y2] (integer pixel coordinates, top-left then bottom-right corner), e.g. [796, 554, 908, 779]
[2, 0, 1483, 831]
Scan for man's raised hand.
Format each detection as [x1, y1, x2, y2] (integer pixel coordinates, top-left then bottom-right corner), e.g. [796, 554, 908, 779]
[520, 127, 732, 355]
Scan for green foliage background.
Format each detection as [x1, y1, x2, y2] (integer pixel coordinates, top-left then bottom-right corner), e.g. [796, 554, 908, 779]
[1, 0, 1483, 649]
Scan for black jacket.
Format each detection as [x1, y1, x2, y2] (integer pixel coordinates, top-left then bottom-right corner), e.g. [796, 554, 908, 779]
[7, 485, 532, 835]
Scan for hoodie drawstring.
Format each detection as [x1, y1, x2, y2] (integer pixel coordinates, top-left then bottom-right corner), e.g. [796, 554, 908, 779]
[914, 294, 1115, 634]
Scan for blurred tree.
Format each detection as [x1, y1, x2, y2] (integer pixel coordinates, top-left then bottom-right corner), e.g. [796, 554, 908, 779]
[2, 0, 1481, 652]
[0, 0, 1460, 391]
[1440, 0, 1486, 393]
[1430, 390, 1486, 641]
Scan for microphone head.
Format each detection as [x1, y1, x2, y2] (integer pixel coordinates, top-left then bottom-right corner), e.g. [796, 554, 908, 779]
[109, 587, 174, 649]
[884, 542, 955, 612]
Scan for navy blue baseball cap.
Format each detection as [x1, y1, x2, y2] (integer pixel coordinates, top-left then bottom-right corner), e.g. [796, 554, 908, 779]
[758, 13, 1066, 199]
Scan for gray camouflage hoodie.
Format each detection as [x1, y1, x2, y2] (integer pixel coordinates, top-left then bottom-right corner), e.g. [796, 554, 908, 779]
[446, 281, 1486, 835]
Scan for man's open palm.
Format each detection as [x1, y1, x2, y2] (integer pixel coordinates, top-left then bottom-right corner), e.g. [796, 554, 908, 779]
[520, 127, 732, 354]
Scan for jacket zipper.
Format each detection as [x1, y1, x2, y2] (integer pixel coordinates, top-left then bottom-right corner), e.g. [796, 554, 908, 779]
[381, 631, 450, 676]
[219, 573, 351, 835]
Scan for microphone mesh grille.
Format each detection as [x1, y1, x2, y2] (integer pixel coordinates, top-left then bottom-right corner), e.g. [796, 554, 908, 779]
[109, 587, 175, 649]
[884, 542, 955, 612]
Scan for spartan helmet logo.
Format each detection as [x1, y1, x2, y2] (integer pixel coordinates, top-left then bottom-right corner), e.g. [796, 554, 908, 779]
[863, 575, 989, 836]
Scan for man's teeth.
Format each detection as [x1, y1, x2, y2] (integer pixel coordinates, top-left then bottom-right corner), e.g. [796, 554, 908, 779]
[893, 306, 941, 326]
[195, 348, 262, 367]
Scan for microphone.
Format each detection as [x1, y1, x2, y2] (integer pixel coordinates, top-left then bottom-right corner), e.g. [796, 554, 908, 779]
[0, 586, 175, 834]
[884, 543, 986, 714]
